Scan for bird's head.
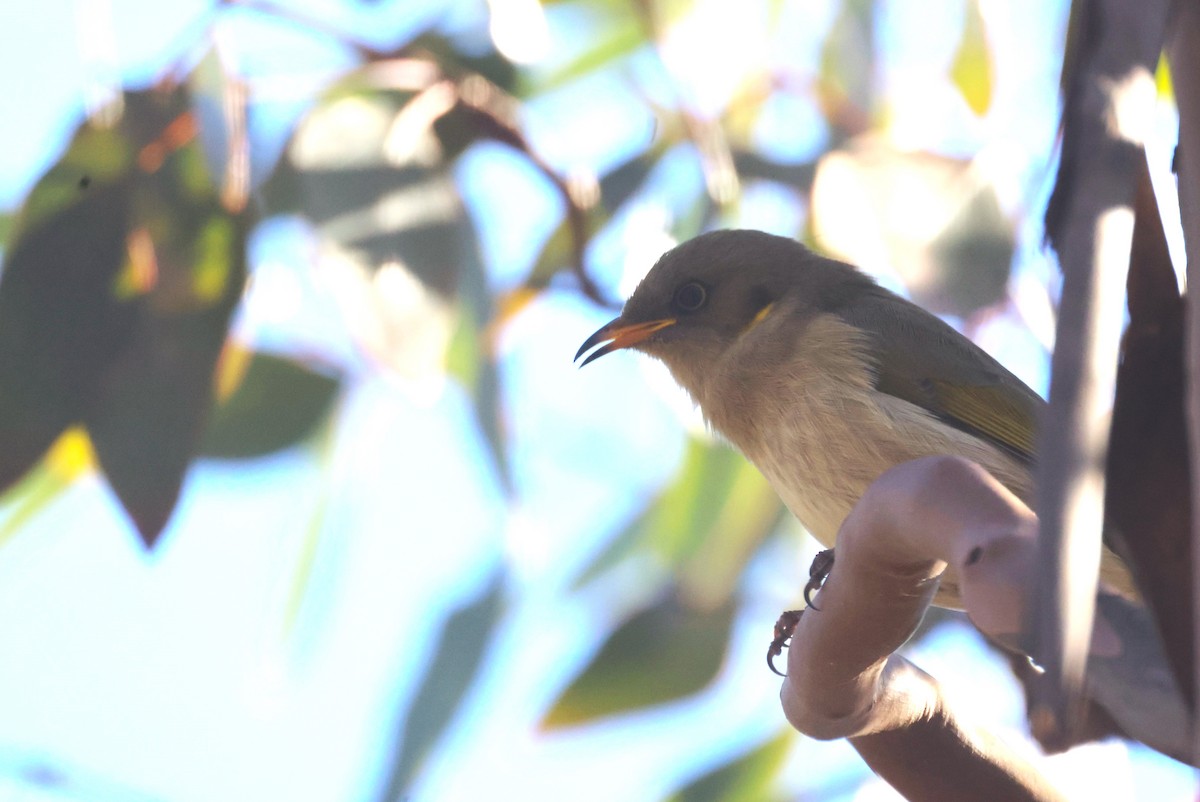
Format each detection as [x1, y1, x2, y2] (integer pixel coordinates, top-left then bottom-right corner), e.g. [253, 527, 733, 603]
[576, 229, 873, 396]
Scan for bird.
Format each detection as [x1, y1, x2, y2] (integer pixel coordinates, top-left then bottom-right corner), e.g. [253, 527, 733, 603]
[576, 228, 1135, 610]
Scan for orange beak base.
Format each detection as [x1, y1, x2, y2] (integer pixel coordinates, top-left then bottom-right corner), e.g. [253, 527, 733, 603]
[575, 317, 676, 367]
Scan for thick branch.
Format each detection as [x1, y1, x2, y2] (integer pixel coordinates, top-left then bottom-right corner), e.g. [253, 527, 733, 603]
[781, 458, 1061, 801]
[1165, 0, 1200, 762]
[779, 457, 1191, 800]
[1036, 0, 1169, 747]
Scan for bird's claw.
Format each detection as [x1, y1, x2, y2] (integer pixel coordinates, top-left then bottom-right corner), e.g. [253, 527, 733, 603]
[767, 550, 836, 676]
[804, 548, 835, 610]
[767, 609, 803, 676]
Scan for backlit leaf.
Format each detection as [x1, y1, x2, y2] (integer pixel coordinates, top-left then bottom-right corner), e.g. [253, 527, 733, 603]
[574, 438, 782, 604]
[950, 0, 994, 116]
[818, 0, 876, 117]
[529, 15, 645, 94]
[541, 591, 735, 729]
[0, 78, 255, 546]
[667, 732, 792, 802]
[200, 352, 341, 459]
[0, 429, 95, 551]
[444, 230, 511, 490]
[811, 140, 1013, 317]
[1155, 52, 1173, 101]
[376, 571, 506, 800]
[526, 218, 579, 288]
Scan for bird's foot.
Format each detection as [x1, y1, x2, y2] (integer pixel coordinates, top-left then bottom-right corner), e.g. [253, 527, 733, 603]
[767, 609, 803, 676]
[767, 549, 836, 677]
[804, 548, 835, 609]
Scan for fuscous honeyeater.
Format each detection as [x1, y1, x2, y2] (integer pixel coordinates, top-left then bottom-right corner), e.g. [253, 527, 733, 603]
[576, 229, 1134, 608]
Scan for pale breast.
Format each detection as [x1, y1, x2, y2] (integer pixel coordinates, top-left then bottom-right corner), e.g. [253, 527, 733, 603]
[699, 312, 1032, 549]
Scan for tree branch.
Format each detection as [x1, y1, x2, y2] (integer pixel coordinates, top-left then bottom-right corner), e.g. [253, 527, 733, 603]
[1165, 1, 1200, 762]
[779, 457, 1192, 800]
[1036, 0, 1169, 747]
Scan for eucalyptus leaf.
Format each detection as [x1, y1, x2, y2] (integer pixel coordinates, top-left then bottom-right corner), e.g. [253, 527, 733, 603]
[541, 592, 735, 729]
[0, 179, 133, 494]
[949, 0, 994, 116]
[85, 209, 249, 545]
[530, 15, 645, 94]
[376, 572, 506, 801]
[574, 439, 781, 603]
[667, 732, 792, 802]
[200, 353, 341, 459]
[818, 0, 877, 117]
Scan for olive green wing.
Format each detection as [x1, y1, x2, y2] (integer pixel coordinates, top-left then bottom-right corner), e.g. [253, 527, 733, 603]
[837, 290, 1043, 465]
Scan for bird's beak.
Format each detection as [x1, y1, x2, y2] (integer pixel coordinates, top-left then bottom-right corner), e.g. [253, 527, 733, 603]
[575, 316, 676, 367]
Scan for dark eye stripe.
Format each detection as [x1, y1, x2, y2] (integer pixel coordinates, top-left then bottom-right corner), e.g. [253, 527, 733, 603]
[674, 281, 706, 311]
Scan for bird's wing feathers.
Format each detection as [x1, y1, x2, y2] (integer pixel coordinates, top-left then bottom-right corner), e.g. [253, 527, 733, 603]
[916, 380, 1039, 461]
[836, 292, 1043, 465]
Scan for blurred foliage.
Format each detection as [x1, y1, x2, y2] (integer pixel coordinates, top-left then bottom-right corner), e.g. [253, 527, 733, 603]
[377, 571, 506, 801]
[542, 591, 736, 729]
[951, 0, 994, 116]
[575, 438, 784, 604]
[0, 84, 250, 544]
[668, 732, 793, 802]
[811, 138, 1013, 317]
[201, 350, 340, 458]
[0, 0, 1014, 798]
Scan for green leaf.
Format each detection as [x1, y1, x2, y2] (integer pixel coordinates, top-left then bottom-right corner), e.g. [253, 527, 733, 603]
[444, 230, 511, 491]
[526, 218, 579, 288]
[10, 127, 134, 243]
[0, 178, 135, 493]
[541, 592, 735, 729]
[528, 15, 645, 94]
[599, 152, 656, 214]
[200, 353, 341, 459]
[376, 572, 506, 801]
[84, 210, 248, 545]
[926, 181, 1013, 314]
[81, 88, 248, 545]
[0, 460, 74, 551]
[818, 0, 876, 116]
[949, 0, 993, 116]
[667, 732, 792, 802]
[574, 439, 783, 603]
[0, 81, 252, 545]
[1155, 52, 1174, 101]
[572, 439, 738, 586]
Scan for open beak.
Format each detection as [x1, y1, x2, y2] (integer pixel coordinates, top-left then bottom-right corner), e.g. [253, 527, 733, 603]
[575, 317, 676, 367]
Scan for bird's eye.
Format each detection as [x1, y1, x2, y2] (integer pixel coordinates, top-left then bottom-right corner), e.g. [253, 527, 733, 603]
[673, 281, 707, 312]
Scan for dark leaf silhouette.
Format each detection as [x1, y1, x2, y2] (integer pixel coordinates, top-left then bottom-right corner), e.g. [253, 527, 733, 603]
[0, 179, 134, 492]
[201, 352, 341, 459]
[376, 572, 505, 802]
[0, 85, 250, 546]
[84, 212, 248, 543]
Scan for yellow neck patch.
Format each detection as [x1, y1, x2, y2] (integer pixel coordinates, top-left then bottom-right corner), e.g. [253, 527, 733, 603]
[743, 302, 774, 335]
